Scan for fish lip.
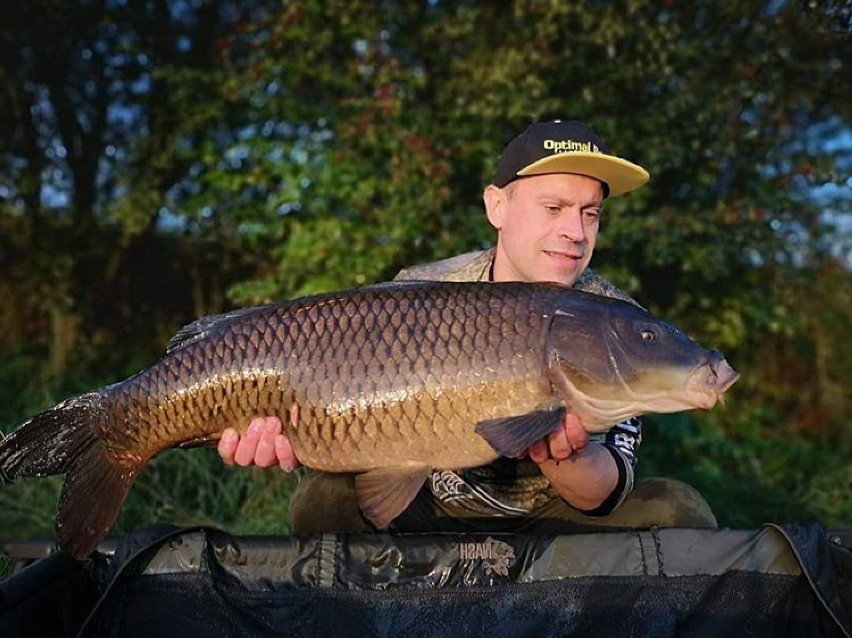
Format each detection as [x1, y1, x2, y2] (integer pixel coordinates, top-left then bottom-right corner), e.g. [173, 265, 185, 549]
[714, 361, 740, 394]
[685, 357, 739, 409]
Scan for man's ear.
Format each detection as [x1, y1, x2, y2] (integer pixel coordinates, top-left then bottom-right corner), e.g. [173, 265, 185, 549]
[483, 185, 506, 229]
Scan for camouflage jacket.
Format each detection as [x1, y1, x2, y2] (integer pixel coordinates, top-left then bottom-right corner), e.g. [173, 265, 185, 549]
[394, 248, 642, 517]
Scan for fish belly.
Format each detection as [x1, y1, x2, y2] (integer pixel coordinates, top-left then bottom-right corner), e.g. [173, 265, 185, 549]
[290, 374, 553, 472]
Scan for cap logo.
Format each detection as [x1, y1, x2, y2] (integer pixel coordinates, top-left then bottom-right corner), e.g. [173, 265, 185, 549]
[543, 139, 601, 154]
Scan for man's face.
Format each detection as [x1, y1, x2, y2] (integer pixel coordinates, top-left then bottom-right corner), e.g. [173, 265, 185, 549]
[485, 173, 604, 285]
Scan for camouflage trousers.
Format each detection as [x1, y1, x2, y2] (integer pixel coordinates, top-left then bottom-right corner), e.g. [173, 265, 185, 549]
[289, 471, 718, 535]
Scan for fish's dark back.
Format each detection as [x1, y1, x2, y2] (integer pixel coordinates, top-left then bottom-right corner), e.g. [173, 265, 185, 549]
[104, 282, 560, 470]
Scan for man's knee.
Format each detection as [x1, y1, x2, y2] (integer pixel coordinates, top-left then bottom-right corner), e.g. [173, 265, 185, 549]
[289, 471, 374, 534]
[620, 477, 717, 528]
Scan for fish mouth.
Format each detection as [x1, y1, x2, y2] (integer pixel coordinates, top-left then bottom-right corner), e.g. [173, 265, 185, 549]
[685, 357, 740, 409]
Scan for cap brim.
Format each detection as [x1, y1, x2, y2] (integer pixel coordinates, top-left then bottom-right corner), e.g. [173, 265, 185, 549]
[516, 153, 649, 197]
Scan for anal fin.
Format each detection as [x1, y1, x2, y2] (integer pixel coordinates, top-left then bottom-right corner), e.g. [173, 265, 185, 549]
[355, 465, 431, 529]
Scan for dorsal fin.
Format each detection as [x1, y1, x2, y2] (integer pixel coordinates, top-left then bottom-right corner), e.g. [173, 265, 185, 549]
[165, 307, 269, 354]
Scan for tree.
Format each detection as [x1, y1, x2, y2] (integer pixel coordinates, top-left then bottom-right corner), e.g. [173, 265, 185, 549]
[0, 0, 276, 370]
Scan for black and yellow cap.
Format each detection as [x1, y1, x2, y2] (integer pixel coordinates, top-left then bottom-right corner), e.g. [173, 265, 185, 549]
[493, 120, 650, 198]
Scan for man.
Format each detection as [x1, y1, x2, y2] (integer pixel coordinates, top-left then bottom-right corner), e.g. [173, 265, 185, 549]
[218, 119, 717, 533]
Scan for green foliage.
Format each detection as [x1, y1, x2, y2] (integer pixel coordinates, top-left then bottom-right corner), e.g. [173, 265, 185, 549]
[641, 411, 852, 528]
[114, 450, 299, 537]
[0, 0, 850, 552]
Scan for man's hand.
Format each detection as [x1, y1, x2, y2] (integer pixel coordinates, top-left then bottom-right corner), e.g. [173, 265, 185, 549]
[525, 411, 617, 511]
[527, 412, 589, 463]
[217, 407, 301, 472]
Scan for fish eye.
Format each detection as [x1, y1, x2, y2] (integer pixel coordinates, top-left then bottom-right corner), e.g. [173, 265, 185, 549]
[640, 329, 656, 342]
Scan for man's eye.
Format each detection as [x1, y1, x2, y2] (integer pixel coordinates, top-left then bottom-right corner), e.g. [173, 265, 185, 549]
[545, 205, 560, 213]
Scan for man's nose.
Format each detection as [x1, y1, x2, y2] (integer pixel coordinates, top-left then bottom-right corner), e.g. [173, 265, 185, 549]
[557, 210, 586, 241]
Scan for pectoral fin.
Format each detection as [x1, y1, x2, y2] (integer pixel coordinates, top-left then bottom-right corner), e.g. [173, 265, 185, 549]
[355, 465, 432, 529]
[474, 406, 567, 458]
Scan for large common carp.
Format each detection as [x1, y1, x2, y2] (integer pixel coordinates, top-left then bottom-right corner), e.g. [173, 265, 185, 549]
[0, 281, 738, 558]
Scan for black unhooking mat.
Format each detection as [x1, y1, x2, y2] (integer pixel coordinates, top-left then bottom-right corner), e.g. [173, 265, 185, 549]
[1, 523, 850, 637]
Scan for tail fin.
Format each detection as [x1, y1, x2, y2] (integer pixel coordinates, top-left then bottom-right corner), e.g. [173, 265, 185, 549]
[0, 393, 140, 559]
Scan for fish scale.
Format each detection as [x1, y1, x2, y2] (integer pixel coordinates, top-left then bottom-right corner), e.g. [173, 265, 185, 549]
[99, 283, 535, 470]
[284, 286, 544, 470]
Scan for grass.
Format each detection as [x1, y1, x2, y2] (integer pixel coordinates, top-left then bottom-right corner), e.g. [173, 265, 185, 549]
[0, 449, 300, 544]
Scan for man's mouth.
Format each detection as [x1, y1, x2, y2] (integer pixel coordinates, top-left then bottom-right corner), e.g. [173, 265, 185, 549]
[543, 250, 584, 261]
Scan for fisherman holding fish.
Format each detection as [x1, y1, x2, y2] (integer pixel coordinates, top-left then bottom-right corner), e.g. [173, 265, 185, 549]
[218, 120, 721, 534]
[1, 119, 738, 557]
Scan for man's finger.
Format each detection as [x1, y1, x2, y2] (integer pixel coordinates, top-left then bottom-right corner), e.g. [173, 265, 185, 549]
[528, 439, 549, 463]
[275, 434, 299, 472]
[217, 428, 239, 465]
[563, 413, 589, 452]
[253, 419, 280, 468]
[255, 416, 287, 467]
[234, 418, 264, 466]
[547, 427, 573, 461]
